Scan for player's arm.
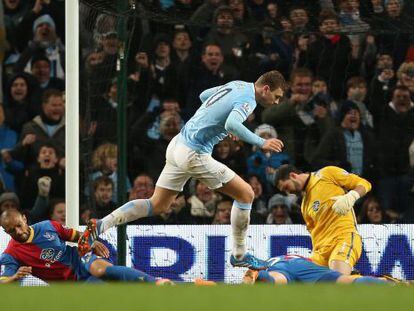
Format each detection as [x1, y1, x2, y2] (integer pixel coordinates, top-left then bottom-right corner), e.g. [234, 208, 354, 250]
[0, 253, 30, 284]
[199, 86, 221, 103]
[325, 166, 372, 215]
[225, 110, 284, 152]
[0, 267, 32, 284]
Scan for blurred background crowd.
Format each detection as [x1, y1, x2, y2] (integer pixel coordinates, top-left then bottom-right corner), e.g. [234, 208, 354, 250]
[0, 0, 413, 227]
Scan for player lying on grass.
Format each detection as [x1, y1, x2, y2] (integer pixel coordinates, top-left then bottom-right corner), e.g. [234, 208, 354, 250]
[242, 255, 401, 285]
[79, 70, 287, 270]
[275, 165, 371, 275]
[0, 209, 171, 284]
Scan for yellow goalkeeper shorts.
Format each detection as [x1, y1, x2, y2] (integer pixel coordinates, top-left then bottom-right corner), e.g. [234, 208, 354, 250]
[311, 232, 362, 268]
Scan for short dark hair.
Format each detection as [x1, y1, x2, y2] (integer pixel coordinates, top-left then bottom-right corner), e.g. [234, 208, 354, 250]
[393, 84, 410, 94]
[49, 198, 65, 216]
[274, 164, 302, 187]
[42, 89, 63, 104]
[346, 76, 367, 91]
[318, 9, 339, 25]
[213, 5, 234, 23]
[290, 67, 313, 83]
[256, 70, 287, 91]
[93, 176, 113, 192]
[202, 42, 222, 55]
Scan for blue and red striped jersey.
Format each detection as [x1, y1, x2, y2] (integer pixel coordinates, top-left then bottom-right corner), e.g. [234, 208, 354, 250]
[0, 220, 81, 281]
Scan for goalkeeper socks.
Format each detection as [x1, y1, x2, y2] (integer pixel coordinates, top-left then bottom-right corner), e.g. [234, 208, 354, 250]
[104, 266, 156, 283]
[231, 203, 251, 259]
[353, 276, 387, 284]
[257, 271, 275, 283]
[101, 199, 153, 232]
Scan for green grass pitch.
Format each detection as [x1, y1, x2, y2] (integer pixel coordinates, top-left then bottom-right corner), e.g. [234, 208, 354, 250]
[1, 283, 412, 311]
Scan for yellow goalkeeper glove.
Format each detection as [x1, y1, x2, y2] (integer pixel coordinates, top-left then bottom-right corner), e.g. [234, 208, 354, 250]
[331, 190, 360, 216]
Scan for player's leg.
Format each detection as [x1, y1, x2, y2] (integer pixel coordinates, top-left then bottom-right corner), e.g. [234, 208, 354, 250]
[88, 257, 173, 284]
[329, 233, 362, 275]
[336, 275, 388, 284]
[218, 174, 255, 259]
[78, 136, 189, 255]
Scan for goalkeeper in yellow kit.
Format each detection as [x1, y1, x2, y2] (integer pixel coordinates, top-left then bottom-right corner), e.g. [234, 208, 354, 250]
[274, 165, 372, 275]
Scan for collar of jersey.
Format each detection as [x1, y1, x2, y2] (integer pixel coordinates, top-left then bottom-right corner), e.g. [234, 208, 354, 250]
[24, 227, 35, 243]
[304, 173, 318, 193]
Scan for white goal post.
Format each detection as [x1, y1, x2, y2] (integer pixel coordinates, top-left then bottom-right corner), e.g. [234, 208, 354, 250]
[65, 0, 80, 228]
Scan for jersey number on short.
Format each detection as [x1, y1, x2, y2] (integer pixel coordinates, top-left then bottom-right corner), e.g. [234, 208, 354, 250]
[205, 88, 232, 107]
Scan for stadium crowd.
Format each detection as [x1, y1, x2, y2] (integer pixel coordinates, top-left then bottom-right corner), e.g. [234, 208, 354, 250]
[0, 0, 413, 226]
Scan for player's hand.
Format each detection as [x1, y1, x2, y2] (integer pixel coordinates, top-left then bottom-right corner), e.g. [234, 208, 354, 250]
[262, 138, 284, 153]
[331, 190, 360, 216]
[92, 241, 110, 258]
[12, 266, 32, 281]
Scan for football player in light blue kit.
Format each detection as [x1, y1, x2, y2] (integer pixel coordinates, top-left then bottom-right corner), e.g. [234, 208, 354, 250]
[79, 70, 286, 270]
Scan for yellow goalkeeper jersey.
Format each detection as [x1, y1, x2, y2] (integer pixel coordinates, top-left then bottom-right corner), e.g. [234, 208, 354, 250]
[301, 166, 371, 251]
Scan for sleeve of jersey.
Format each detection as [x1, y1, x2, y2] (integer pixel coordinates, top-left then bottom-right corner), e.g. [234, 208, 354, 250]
[199, 86, 221, 103]
[325, 166, 372, 193]
[50, 221, 76, 241]
[225, 109, 265, 148]
[0, 253, 20, 280]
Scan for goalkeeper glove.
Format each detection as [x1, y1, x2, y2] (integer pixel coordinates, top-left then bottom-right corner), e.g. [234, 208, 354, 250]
[331, 190, 360, 216]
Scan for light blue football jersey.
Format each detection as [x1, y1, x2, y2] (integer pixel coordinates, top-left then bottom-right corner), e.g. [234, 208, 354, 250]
[179, 80, 256, 154]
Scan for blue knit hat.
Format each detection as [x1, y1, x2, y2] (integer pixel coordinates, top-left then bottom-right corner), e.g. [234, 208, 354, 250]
[33, 14, 56, 33]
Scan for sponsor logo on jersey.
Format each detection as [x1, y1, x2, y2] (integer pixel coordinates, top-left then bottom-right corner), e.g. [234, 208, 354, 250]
[312, 201, 320, 212]
[241, 103, 250, 115]
[43, 232, 56, 241]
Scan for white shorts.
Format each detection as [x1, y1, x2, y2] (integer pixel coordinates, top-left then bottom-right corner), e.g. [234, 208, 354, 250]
[156, 135, 236, 191]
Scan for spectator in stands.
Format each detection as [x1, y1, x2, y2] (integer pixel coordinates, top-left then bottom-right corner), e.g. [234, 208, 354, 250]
[298, 9, 359, 99]
[264, 1, 280, 29]
[228, 0, 257, 30]
[0, 104, 23, 192]
[2, 0, 30, 53]
[148, 33, 178, 102]
[190, 0, 224, 41]
[183, 43, 227, 119]
[344, 77, 373, 128]
[171, 28, 196, 84]
[370, 0, 412, 68]
[247, 0, 268, 21]
[89, 143, 131, 203]
[91, 176, 116, 218]
[248, 174, 267, 223]
[337, 0, 370, 54]
[212, 197, 232, 224]
[396, 62, 414, 97]
[205, 5, 248, 70]
[129, 174, 155, 200]
[188, 181, 219, 224]
[247, 124, 290, 186]
[15, 14, 65, 80]
[312, 101, 377, 179]
[3, 73, 37, 133]
[0, 192, 19, 214]
[146, 98, 183, 140]
[30, 54, 65, 96]
[48, 198, 65, 225]
[4, 89, 65, 168]
[311, 77, 338, 118]
[90, 78, 118, 145]
[367, 52, 397, 128]
[266, 194, 293, 224]
[20, 142, 65, 210]
[288, 6, 314, 33]
[262, 68, 334, 168]
[377, 85, 414, 217]
[358, 196, 391, 224]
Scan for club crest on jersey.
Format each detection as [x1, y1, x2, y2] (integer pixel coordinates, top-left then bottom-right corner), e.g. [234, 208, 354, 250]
[312, 200, 320, 212]
[43, 232, 56, 241]
[241, 103, 250, 115]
